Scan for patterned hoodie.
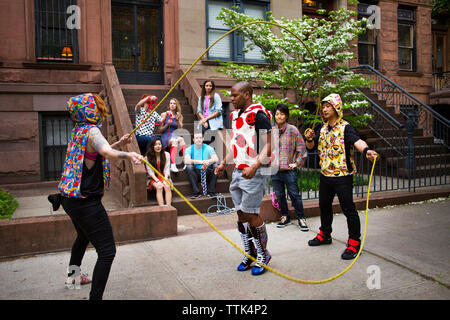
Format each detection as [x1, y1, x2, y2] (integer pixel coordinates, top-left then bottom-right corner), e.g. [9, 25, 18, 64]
[317, 94, 356, 177]
[58, 93, 110, 198]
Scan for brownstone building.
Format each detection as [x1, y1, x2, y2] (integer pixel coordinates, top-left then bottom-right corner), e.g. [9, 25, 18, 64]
[0, 0, 447, 207]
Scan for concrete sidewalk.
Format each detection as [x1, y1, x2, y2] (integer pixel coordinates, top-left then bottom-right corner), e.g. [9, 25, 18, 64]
[0, 197, 449, 300]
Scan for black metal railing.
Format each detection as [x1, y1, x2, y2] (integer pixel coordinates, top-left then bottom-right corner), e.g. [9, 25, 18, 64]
[433, 71, 450, 91]
[265, 64, 450, 200]
[266, 145, 449, 201]
[326, 66, 408, 157]
[351, 65, 450, 149]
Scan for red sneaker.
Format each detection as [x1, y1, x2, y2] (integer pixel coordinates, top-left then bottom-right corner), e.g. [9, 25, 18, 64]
[308, 230, 332, 246]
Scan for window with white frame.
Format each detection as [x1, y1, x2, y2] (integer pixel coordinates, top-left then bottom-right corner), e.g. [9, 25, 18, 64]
[397, 6, 416, 71]
[206, 0, 270, 62]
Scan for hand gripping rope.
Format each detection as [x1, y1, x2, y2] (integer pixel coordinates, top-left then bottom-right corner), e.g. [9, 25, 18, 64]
[136, 21, 379, 284]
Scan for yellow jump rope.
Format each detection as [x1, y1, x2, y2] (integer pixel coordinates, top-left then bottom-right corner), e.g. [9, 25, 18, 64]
[130, 21, 379, 284]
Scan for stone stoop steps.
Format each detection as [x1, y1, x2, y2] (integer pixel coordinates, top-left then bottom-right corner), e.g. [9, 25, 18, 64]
[121, 85, 234, 216]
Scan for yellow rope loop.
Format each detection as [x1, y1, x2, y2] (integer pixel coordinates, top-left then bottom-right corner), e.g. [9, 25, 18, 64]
[134, 20, 377, 284]
[141, 155, 378, 284]
[128, 20, 322, 139]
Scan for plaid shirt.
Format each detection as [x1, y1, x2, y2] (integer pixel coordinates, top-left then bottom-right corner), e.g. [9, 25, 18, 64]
[274, 122, 307, 170]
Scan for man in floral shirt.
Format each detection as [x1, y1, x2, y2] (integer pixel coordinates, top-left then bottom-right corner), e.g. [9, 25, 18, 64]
[271, 104, 308, 231]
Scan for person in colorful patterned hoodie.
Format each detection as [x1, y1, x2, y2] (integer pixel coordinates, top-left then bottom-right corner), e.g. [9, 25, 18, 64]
[305, 93, 377, 260]
[50, 93, 143, 300]
[215, 81, 273, 276]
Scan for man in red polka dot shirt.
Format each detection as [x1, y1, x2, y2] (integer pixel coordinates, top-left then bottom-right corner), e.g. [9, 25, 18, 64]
[215, 81, 273, 276]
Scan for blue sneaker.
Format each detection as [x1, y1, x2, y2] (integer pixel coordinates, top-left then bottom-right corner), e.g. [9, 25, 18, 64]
[237, 254, 256, 271]
[251, 250, 271, 276]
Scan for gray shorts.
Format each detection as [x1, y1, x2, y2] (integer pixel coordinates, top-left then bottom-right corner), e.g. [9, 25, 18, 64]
[229, 168, 267, 214]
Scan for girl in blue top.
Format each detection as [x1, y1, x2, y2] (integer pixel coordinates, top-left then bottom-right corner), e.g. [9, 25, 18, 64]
[197, 80, 223, 135]
[159, 98, 187, 172]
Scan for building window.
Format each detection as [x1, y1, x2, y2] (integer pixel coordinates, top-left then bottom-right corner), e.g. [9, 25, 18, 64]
[39, 112, 73, 181]
[302, 0, 333, 19]
[397, 6, 416, 71]
[206, 0, 270, 62]
[35, 0, 79, 63]
[357, 2, 378, 68]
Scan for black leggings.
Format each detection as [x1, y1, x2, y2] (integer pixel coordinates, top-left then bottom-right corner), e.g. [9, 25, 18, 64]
[318, 174, 361, 241]
[61, 196, 116, 300]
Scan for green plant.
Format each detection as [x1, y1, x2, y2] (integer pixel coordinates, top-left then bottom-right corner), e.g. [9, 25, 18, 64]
[297, 169, 368, 191]
[0, 188, 19, 219]
[216, 5, 375, 128]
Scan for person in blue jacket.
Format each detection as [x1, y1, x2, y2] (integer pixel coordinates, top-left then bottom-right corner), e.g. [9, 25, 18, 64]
[197, 80, 223, 144]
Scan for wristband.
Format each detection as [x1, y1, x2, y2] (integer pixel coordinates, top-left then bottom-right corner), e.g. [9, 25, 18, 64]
[304, 128, 314, 142]
[363, 147, 369, 158]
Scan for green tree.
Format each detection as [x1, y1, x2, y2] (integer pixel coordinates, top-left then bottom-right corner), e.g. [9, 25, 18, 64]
[431, 0, 450, 25]
[216, 4, 374, 128]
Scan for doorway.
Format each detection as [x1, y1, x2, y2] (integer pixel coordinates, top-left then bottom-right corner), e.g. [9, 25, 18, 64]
[112, 0, 164, 84]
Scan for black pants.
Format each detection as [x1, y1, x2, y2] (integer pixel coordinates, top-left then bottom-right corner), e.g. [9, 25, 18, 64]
[61, 196, 116, 300]
[185, 163, 218, 195]
[319, 174, 360, 240]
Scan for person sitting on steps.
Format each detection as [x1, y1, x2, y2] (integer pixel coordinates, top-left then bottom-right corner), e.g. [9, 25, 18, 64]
[184, 132, 219, 199]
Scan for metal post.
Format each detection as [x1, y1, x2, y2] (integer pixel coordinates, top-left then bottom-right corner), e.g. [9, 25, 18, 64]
[405, 111, 416, 190]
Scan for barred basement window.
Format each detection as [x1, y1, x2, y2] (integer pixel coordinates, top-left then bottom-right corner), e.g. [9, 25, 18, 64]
[39, 112, 73, 181]
[35, 0, 79, 63]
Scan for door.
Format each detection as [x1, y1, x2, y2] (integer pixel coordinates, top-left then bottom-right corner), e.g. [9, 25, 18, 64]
[112, 0, 164, 84]
[433, 31, 447, 74]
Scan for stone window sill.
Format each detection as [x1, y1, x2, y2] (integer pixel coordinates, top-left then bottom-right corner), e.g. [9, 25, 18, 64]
[201, 60, 270, 67]
[23, 62, 92, 70]
[397, 71, 423, 77]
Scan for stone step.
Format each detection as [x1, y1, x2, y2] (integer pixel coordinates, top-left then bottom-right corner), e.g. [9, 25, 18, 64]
[168, 192, 235, 215]
[357, 128, 423, 140]
[129, 112, 196, 124]
[375, 144, 448, 157]
[168, 167, 229, 182]
[123, 93, 189, 105]
[172, 179, 230, 196]
[397, 164, 450, 179]
[365, 136, 434, 148]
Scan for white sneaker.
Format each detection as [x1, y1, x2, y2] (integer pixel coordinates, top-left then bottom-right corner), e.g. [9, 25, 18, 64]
[65, 270, 92, 289]
[170, 163, 179, 172]
[298, 218, 309, 232]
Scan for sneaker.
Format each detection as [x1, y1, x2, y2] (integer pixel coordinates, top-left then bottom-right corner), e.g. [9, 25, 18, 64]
[170, 163, 179, 172]
[276, 216, 292, 228]
[207, 192, 217, 198]
[237, 253, 256, 271]
[251, 250, 271, 276]
[308, 230, 332, 246]
[341, 239, 361, 260]
[190, 193, 201, 199]
[65, 272, 92, 289]
[298, 218, 309, 232]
